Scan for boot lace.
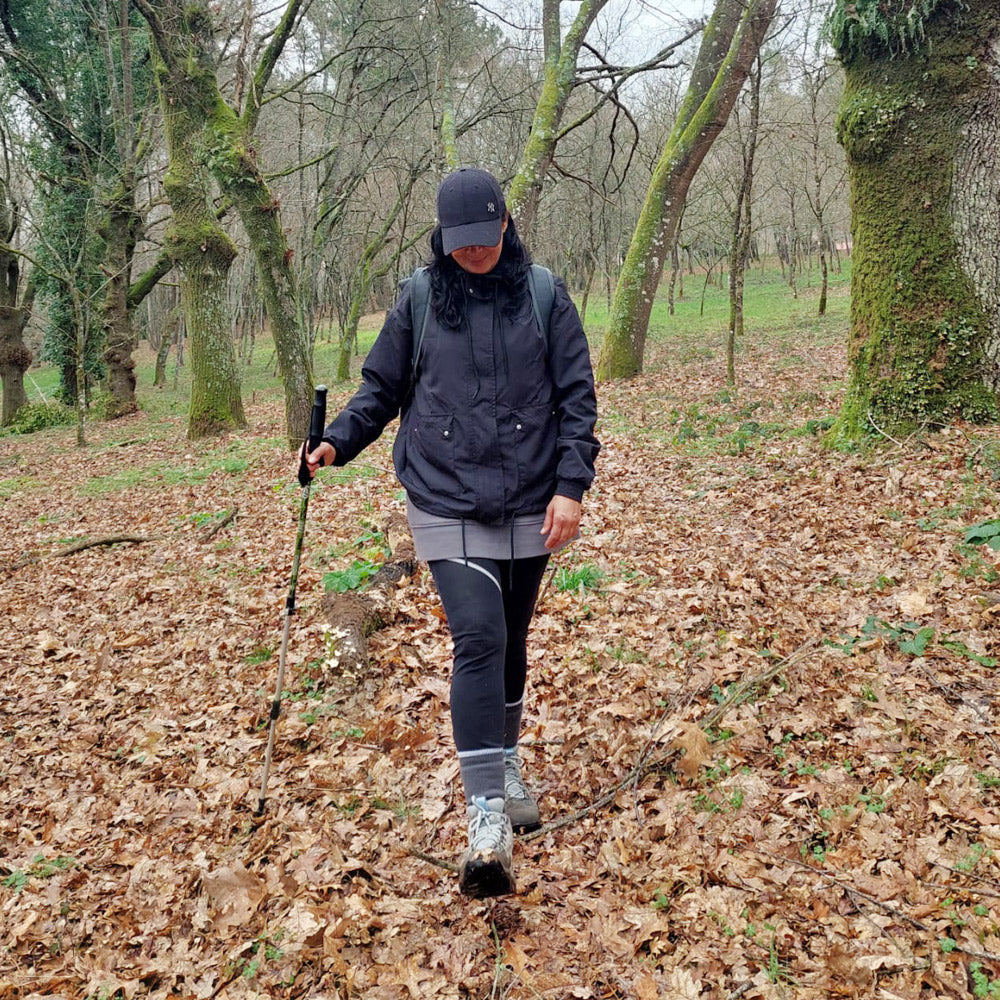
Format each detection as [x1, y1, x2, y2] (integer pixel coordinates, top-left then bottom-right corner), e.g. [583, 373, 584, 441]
[469, 799, 510, 853]
[504, 754, 531, 802]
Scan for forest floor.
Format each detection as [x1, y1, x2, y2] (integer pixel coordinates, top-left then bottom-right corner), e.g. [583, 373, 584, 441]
[2, 285, 1000, 999]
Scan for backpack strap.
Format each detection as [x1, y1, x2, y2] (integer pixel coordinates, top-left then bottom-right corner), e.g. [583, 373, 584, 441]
[407, 265, 432, 381]
[527, 264, 555, 345]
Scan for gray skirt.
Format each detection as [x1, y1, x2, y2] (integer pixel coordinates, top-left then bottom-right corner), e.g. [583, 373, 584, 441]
[406, 497, 574, 562]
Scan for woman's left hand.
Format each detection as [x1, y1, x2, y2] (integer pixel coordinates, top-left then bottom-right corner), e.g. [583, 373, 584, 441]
[541, 495, 582, 550]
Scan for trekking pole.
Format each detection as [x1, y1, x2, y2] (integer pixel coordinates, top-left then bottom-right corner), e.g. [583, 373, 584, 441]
[256, 385, 328, 816]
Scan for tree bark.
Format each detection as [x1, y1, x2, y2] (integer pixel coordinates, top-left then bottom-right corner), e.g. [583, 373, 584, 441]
[0, 295, 32, 425]
[829, 2, 1000, 441]
[0, 174, 32, 425]
[101, 185, 141, 417]
[139, 0, 245, 438]
[3, 0, 147, 417]
[595, 0, 777, 381]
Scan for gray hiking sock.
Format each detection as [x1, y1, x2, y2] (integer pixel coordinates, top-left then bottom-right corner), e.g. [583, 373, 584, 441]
[458, 747, 505, 803]
[503, 698, 523, 752]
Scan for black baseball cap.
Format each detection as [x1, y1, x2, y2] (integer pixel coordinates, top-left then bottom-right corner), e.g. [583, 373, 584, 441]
[437, 168, 506, 255]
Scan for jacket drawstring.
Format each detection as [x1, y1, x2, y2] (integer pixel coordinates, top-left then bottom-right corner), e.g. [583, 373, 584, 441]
[508, 520, 516, 589]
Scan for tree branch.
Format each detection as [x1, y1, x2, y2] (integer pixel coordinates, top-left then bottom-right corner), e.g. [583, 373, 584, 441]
[241, 0, 311, 134]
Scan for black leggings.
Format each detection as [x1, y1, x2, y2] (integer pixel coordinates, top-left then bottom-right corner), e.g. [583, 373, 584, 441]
[428, 555, 549, 754]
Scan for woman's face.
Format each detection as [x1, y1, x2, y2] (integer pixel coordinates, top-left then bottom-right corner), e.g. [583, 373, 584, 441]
[450, 215, 509, 274]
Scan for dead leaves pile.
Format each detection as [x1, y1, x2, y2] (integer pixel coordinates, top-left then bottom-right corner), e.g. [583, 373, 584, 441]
[2, 328, 1000, 999]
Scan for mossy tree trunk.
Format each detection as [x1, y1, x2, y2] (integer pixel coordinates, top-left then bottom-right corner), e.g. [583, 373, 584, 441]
[507, 3, 703, 240]
[2, 0, 149, 419]
[434, 0, 459, 170]
[596, 0, 776, 381]
[336, 173, 430, 381]
[0, 168, 33, 426]
[140, 3, 245, 438]
[828, 2, 1000, 442]
[135, 0, 312, 445]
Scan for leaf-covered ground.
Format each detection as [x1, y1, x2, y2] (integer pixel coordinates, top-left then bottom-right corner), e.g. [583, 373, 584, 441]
[2, 311, 1000, 999]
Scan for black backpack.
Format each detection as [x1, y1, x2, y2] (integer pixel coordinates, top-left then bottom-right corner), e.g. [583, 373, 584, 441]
[404, 264, 556, 384]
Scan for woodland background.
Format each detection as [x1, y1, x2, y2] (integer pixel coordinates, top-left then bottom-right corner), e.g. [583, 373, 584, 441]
[2, 1, 1000, 998]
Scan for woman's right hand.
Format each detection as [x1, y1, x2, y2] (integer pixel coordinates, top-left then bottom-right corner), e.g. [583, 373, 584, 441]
[302, 440, 336, 480]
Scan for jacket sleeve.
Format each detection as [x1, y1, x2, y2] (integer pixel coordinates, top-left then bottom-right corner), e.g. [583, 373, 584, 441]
[548, 277, 600, 501]
[322, 287, 413, 465]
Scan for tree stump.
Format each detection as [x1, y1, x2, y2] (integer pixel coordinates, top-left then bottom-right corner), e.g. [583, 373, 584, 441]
[320, 512, 417, 673]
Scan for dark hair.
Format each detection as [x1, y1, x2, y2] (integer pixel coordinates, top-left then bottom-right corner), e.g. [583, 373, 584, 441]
[427, 215, 532, 329]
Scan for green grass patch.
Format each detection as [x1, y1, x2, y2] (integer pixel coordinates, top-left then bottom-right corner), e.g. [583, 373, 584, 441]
[80, 450, 254, 496]
[0, 475, 42, 498]
[582, 259, 850, 354]
[15, 258, 851, 452]
[553, 561, 605, 592]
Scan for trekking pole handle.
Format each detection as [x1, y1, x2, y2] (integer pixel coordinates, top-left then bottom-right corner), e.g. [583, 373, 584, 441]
[297, 385, 328, 487]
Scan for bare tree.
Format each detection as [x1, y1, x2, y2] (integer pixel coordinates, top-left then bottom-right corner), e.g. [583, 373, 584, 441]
[597, 0, 778, 381]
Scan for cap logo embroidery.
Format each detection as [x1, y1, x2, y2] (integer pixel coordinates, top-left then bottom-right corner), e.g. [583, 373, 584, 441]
[487, 201, 496, 213]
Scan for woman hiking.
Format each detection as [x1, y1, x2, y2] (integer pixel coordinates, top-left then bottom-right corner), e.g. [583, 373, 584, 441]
[303, 167, 599, 898]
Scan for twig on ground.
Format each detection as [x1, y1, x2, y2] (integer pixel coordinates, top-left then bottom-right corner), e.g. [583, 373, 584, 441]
[2, 533, 160, 573]
[920, 878, 1000, 900]
[535, 559, 560, 607]
[523, 639, 820, 842]
[199, 507, 238, 542]
[928, 860, 1000, 895]
[866, 410, 907, 449]
[404, 846, 459, 873]
[699, 638, 819, 732]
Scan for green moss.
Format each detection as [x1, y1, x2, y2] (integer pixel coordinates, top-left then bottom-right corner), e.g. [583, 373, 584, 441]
[829, 7, 999, 442]
[836, 89, 908, 162]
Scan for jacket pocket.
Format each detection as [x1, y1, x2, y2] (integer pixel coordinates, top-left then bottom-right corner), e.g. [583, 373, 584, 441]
[511, 403, 558, 502]
[405, 412, 468, 500]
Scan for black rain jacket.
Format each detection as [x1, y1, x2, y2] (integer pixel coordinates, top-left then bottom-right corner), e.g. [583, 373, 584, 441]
[322, 268, 599, 524]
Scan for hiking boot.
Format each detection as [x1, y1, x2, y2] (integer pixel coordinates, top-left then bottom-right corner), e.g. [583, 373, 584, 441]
[458, 796, 515, 898]
[504, 751, 541, 832]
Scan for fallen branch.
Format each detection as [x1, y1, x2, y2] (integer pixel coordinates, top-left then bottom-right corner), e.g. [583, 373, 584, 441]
[55, 535, 157, 557]
[321, 512, 417, 675]
[198, 507, 238, 542]
[2, 533, 160, 574]
[405, 630, 822, 867]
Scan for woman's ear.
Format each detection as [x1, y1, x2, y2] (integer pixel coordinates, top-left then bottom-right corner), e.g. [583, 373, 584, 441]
[501, 213, 509, 234]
